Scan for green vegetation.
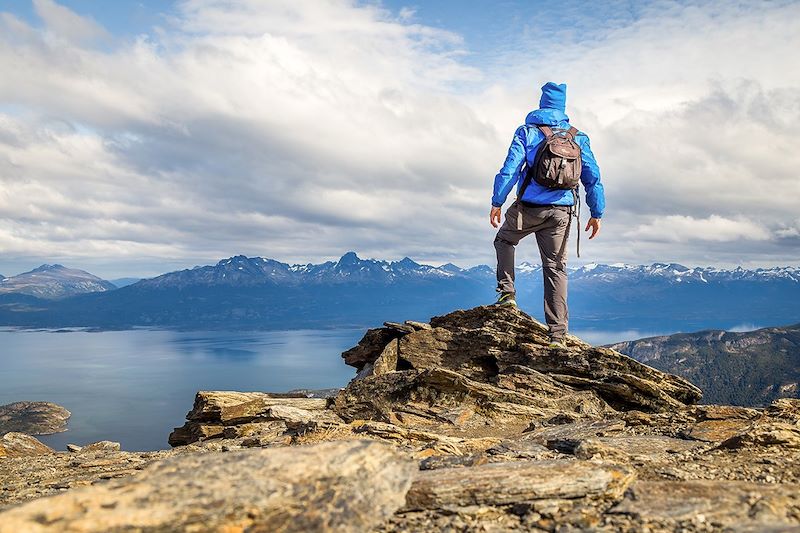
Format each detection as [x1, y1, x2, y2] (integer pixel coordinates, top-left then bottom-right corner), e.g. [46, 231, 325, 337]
[610, 324, 800, 407]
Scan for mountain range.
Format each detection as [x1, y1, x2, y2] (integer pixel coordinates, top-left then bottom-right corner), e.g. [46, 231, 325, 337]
[609, 323, 800, 406]
[1, 253, 799, 332]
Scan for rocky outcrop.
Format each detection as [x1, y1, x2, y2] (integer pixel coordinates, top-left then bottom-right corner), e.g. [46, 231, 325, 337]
[0, 440, 415, 533]
[0, 401, 70, 435]
[2, 306, 800, 532]
[334, 306, 701, 437]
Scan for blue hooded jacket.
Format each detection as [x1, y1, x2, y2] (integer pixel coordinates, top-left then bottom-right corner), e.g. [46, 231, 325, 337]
[491, 82, 605, 219]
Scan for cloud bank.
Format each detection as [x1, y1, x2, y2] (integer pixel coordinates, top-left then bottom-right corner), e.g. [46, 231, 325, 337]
[0, 0, 798, 277]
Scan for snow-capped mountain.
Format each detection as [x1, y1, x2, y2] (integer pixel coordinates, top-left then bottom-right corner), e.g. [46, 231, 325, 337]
[134, 252, 488, 289]
[515, 262, 800, 284]
[0, 264, 116, 299]
[130, 254, 800, 290]
[566, 263, 800, 284]
[1, 254, 798, 330]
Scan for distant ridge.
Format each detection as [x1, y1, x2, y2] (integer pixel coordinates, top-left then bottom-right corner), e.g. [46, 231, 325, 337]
[129, 253, 800, 289]
[1, 253, 799, 330]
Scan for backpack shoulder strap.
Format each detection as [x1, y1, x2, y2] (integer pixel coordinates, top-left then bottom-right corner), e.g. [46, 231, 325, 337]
[538, 125, 554, 138]
[566, 126, 579, 140]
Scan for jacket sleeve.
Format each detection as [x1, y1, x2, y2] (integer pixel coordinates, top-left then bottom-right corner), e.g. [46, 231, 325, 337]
[491, 126, 527, 207]
[578, 136, 605, 219]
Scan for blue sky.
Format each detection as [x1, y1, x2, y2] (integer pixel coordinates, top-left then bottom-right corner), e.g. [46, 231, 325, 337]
[1, 0, 799, 278]
[2, 0, 647, 71]
[2, 0, 171, 36]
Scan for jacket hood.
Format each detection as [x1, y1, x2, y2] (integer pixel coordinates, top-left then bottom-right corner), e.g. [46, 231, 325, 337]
[525, 82, 569, 126]
[540, 82, 567, 112]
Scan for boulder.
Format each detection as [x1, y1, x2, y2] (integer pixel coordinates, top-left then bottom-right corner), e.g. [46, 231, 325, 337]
[80, 441, 122, 453]
[0, 440, 416, 533]
[169, 391, 335, 446]
[0, 432, 54, 458]
[184, 391, 328, 424]
[0, 401, 71, 435]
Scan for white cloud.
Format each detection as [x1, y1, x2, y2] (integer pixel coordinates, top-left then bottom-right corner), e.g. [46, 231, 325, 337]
[625, 215, 771, 243]
[31, 0, 108, 44]
[0, 0, 799, 277]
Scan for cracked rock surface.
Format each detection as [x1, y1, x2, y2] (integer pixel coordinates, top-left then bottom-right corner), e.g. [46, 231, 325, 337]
[2, 306, 799, 532]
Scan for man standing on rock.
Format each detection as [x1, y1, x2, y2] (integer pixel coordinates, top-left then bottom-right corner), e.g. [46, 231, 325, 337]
[490, 82, 605, 348]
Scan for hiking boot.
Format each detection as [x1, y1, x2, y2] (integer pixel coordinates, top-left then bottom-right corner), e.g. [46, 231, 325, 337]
[495, 292, 517, 307]
[548, 335, 567, 349]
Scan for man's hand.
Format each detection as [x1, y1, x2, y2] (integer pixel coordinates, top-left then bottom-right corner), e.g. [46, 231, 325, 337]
[585, 217, 601, 239]
[490, 206, 502, 228]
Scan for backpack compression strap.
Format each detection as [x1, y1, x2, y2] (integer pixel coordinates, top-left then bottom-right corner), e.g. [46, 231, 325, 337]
[516, 124, 550, 210]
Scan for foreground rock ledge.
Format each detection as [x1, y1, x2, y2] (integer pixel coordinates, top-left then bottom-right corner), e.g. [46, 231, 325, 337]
[0, 440, 415, 533]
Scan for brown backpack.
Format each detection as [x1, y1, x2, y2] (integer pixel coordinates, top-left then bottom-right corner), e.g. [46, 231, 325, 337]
[523, 125, 582, 191]
[517, 125, 583, 258]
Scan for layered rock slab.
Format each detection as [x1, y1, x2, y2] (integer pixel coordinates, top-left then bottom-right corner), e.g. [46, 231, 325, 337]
[405, 459, 635, 510]
[169, 390, 340, 446]
[0, 440, 416, 533]
[610, 480, 800, 530]
[335, 306, 701, 435]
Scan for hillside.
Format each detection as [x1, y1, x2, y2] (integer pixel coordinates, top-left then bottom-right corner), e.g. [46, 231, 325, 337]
[609, 324, 800, 406]
[0, 265, 115, 299]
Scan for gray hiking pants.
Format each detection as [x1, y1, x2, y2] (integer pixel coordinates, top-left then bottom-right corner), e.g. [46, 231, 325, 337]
[494, 200, 571, 338]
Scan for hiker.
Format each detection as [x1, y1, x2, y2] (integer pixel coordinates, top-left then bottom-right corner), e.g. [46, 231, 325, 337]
[490, 82, 605, 348]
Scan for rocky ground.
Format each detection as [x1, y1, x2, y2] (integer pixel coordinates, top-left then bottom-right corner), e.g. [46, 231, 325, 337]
[1, 305, 799, 532]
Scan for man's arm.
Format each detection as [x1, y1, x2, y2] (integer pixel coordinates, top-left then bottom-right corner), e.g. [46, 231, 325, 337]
[578, 135, 605, 239]
[490, 127, 527, 227]
[492, 126, 527, 208]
